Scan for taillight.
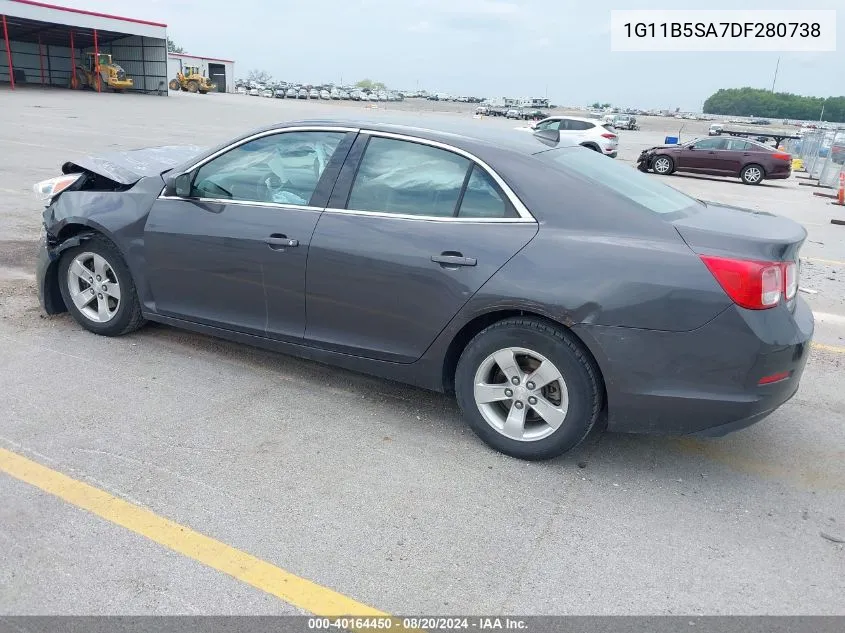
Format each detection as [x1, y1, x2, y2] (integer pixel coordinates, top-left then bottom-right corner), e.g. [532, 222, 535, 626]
[772, 152, 791, 160]
[700, 255, 785, 310]
[784, 261, 798, 300]
[601, 133, 617, 139]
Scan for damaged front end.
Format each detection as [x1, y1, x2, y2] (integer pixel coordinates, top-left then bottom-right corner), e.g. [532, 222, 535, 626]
[34, 144, 206, 315]
[636, 147, 658, 172]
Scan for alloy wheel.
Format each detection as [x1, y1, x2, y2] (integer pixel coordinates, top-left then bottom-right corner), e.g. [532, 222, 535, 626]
[473, 347, 569, 442]
[66, 251, 121, 323]
[654, 157, 671, 174]
[743, 166, 763, 183]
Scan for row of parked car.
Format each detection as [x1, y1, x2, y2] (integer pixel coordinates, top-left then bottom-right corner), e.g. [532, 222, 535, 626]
[236, 83, 405, 102]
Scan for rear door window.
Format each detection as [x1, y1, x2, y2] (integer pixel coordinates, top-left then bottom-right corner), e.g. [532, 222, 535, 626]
[346, 137, 470, 217]
[725, 139, 752, 151]
[457, 166, 518, 219]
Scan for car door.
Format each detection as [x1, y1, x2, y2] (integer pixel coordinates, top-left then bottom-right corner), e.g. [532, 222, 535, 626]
[144, 129, 354, 340]
[682, 137, 729, 174]
[303, 133, 539, 363]
[722, 138, 753, 175]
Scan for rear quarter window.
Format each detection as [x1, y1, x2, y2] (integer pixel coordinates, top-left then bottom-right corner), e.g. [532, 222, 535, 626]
[538, 147, 701, 216]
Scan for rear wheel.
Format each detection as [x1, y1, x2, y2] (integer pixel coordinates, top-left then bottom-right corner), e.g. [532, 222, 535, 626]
[652, 155, 674, 175]
[740, 164, 764, 185]
[187, 80, 199, 93]
[168, 79, 180, 91]
[57, 236, 145, 337]
[454, 318, 602, 460]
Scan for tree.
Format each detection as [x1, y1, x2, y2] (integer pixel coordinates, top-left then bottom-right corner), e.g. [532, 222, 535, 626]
[247, 69, 273, 84]
[590, 102, 601, 109]
[703, 87, 845, 122]
[166, 37, 185, 53]
[356, 79, 386, 91]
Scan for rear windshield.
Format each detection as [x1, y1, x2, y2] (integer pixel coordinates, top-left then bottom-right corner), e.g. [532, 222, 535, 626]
[536, 147, 701, 215]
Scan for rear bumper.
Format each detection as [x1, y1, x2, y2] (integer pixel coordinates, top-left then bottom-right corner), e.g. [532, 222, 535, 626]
[573, 297, 814, 436]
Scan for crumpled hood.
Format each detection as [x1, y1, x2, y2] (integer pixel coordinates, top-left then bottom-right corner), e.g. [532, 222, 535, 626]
[62, 145, 206, 185]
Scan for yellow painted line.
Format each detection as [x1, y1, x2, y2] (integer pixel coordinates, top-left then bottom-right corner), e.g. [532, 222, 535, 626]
[672, 438, 845, 491]
[803, 256, 845, 267]
[812, 341, 845, 354]
[0, 447, 399, 622]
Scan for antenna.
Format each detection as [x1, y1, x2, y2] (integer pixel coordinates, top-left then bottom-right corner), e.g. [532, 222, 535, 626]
[771, 57, 780, 93]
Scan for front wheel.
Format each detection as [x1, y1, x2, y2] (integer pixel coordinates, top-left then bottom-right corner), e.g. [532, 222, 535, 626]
[740, 164, 764, 185]
[454, 318, 602, 460]
[652, 155, 674, 175]
[57, 236, 145, 337]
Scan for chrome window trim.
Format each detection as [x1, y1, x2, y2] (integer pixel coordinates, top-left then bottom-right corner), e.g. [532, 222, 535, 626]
[358, 129, 536, 222]
[323, 208, 534, 224]
[157, 195, 324, 212]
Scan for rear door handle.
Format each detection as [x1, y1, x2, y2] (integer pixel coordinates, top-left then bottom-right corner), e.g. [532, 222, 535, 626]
[266, 233, 299, 250]
[431, 253, 477, 267]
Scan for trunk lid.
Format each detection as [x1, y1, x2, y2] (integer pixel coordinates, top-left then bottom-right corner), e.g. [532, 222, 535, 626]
[62, 145, 206, 186]
[672, 201, 806, 262]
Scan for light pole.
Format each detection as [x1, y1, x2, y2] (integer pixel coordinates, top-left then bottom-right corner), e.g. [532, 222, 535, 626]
[771, 56, 780, 93]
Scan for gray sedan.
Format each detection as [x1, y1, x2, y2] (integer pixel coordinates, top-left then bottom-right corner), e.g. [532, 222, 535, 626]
[33, 120, 813, 460]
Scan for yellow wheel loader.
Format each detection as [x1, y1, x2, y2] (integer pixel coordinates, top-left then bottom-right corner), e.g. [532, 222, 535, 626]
[73, 53, 133, 91]
[168, 66, 216, 94]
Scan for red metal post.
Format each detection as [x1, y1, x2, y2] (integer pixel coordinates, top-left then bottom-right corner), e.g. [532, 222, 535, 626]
[1, 15, 14, 90]
[93, 28, 100, 92]
[69, 29, 75, 88]
[38, 34, 45, 85]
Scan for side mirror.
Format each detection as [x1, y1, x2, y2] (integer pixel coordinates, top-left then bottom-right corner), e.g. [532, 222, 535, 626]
[687, 145, 696, 150]
[165, 172, 192, 197]
[533, 128, 560, 146]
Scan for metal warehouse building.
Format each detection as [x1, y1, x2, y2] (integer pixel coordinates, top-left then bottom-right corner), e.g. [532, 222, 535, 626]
[168, 52, 234, 93]
[1, 0, 234, 95]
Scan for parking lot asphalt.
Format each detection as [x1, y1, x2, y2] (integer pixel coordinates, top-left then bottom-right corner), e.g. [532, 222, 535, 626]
[1, 88, 844, 616]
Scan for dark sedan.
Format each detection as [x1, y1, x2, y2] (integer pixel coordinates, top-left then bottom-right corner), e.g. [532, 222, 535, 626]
[638, 136, 792, 185]
[33, 120, 813, 460]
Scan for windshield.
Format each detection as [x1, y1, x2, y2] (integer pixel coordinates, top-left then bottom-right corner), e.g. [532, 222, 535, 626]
[537, 146, 701, 215]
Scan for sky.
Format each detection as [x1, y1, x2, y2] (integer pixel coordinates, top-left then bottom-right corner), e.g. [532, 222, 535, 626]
[72, 0, 843, 111]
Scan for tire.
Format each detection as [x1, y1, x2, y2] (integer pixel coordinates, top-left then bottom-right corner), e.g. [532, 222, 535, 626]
[187, 80, 199, 93]
[740, 163, 764, 185]
[57, 236, 145, 337]
[454, 317, 602, 460]
[652, 155, 674, 175]
[168, 79, 180, 91]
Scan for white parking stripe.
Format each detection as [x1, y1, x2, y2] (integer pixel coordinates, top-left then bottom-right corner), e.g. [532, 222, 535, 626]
[813, 312, 845, 325]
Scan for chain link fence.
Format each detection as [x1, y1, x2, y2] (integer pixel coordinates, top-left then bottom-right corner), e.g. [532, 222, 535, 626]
[818, 129, 845, 189]
[789, 128, 845, 188]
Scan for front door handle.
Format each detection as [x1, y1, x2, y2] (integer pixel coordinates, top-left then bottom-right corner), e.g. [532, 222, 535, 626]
[431, 253, 477, 267]
[267, 233, 299, 250]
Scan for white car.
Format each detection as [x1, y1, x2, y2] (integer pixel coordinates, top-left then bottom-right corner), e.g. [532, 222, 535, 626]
[261, 89, 274, 98]
[236, 85, 247, 95]
[320, 89, 331, 99]
[531, 116, 619, 158]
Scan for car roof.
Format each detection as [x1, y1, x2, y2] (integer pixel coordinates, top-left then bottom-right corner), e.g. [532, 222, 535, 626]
[540, 115, 599, 124]
[244, 117, 578, 158]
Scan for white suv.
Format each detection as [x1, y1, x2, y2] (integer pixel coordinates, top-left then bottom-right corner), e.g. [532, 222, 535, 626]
[531, 116, 619, 158]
